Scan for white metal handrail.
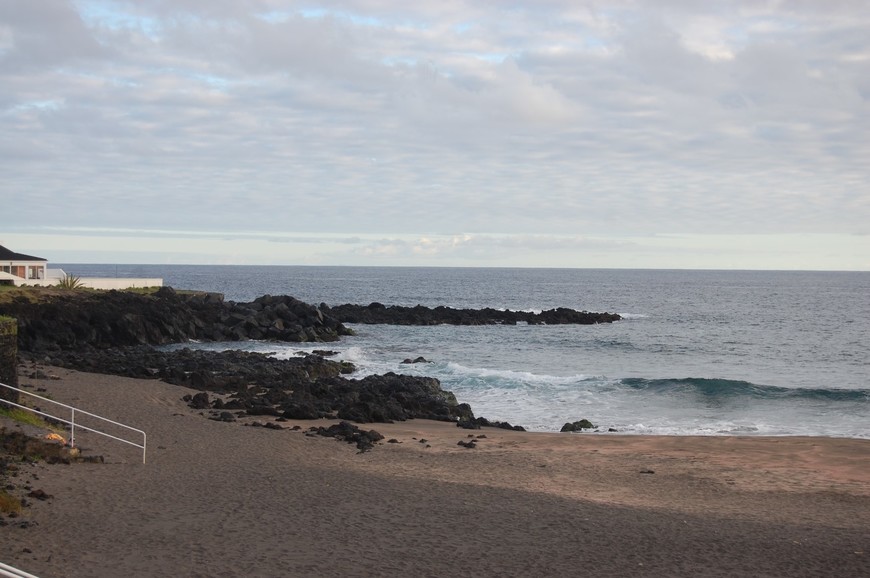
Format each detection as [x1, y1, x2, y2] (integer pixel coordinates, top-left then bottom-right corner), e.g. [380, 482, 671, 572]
[0, 561, 41, 578]
[0, 381, 146, 464]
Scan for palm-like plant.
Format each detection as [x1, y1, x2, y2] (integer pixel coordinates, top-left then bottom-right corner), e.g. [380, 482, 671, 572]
[56, 273, 84, 290]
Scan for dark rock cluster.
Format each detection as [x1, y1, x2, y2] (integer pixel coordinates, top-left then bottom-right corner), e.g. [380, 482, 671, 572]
[0, 287, 352, 353]
[321, 302, 621, 325]
[0, 287, 632, 437]
[39, 346, 352, 390]
[307, 421, 385, 452]
[457, 417, 526, 431]
[38, 346, 477, 426]
[182, 369, 475, 424]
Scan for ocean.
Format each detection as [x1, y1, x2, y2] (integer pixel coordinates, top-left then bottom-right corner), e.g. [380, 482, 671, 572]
[61, 265, 870, 438]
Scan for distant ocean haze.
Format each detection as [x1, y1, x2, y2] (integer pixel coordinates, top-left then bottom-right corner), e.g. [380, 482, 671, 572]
[64, 264, 870, 437]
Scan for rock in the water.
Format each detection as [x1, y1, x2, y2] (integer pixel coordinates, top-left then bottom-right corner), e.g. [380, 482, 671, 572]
[469, 417, 526, 431]
[560, 419, 596, 432]
[321, 303, 621, 326]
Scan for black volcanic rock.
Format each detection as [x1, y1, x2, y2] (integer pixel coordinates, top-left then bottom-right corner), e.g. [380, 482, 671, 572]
[0, 288, 352, 353]
[1, 288, 610, 435]
[310, 421, 385, 452]
[37, 346, 475, 427]
[560, 419, 596, 432]
[320, 303, 620, 326]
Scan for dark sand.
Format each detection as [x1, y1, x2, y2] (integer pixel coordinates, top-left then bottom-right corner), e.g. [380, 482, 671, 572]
[2, 367, 868, 577]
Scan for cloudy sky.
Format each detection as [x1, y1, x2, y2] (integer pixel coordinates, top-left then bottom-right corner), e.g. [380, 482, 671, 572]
[2, 1, 868, 270]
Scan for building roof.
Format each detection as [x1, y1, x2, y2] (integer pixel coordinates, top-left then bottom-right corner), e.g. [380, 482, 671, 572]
[0, 245, 48, 262]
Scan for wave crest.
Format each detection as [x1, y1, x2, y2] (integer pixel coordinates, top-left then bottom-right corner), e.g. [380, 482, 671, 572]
[620, 377, 869, 402]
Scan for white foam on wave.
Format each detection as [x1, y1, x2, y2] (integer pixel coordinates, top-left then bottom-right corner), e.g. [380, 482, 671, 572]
[269, 347, 309, 360]
[340, 346, 407, 377]
[180, 339, 868, 439]
[426, 362, 626, 431]
[430, 368, 850, 436]
[441, 361, 593, 385]
[337, 346, 367, 363]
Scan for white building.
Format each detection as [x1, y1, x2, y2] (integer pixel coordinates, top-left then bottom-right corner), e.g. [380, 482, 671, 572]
[0, 244, 51, 285]
[0, 244, 162, 289]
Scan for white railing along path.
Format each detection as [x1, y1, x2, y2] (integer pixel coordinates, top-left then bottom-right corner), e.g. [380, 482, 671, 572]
[0, 381, 146, 464]
[0, 561, 41, 578]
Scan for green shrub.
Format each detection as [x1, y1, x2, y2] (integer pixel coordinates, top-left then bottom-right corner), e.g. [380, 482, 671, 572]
[0, 406, 50, 428]
[0, 490, 22, 515]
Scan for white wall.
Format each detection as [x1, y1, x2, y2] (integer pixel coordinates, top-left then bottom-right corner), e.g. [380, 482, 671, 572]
[5, 268, 162, 290]
[77, 278, 164, 290]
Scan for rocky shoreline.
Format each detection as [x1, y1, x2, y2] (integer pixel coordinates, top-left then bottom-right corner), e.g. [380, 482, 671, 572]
[1, 286, 615, 435]
[1, 287, 620, 352]
[2, 287, 352, 351]
[320, 302, 621, 325]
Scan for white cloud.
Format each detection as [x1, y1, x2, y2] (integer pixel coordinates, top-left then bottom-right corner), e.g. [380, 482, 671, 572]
[1, 0, 869, 269]
[3, 229, 867, 271]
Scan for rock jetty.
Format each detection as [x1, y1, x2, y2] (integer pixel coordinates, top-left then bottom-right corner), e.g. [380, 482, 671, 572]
[320, 302, 621, 325]
[0, 287, 352, 352]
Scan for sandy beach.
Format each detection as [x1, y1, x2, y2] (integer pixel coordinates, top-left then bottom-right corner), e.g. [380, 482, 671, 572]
[2, 367, 868, 577]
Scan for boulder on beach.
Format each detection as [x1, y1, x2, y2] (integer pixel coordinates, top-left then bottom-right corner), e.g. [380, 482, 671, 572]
[560, 419, 596, 432]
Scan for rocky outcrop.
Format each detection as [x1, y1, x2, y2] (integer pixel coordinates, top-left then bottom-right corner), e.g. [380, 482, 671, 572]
[457, 417, 526, 431]
[308, 421, 385, 452]
[0, 287, 352, 353]
[38, 346, 476, 426]
[3, 287, 556, 432]
[0, 287, 618, 354]
[198, 369, 475, 424]
[320, 303, 621, 325]
[37, 347, 352, 391]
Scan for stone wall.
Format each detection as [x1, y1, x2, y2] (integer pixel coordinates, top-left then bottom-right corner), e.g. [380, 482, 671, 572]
[0, 316, 18, 403]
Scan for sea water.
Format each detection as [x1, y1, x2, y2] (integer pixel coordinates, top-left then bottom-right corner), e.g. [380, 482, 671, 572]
[61, 265, 870, 438]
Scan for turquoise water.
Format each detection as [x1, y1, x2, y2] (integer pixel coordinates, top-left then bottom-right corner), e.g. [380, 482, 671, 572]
[62, 265, 870, 437]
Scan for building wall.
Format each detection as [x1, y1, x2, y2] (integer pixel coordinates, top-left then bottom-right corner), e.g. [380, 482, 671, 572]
[5, 273, 162, 290]
[2, 261, 47, 283]
[77, 278, 164, 290]
[27, 264, 45, 280]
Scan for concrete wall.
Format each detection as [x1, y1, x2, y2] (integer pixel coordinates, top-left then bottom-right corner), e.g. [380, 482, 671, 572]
[77, 278, 164, 290]
[0, 316, 18, 403]
[5, 269, 162, 290]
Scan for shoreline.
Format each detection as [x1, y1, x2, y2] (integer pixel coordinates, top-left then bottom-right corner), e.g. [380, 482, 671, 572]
[3, 286, 866, 437]
[1, 366, 868, 577]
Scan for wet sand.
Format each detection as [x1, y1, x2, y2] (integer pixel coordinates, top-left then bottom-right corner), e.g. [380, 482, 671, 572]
[2, 367, 868, 577]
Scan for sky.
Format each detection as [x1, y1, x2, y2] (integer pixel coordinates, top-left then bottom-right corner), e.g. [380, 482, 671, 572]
[1, 0, 869, 270]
